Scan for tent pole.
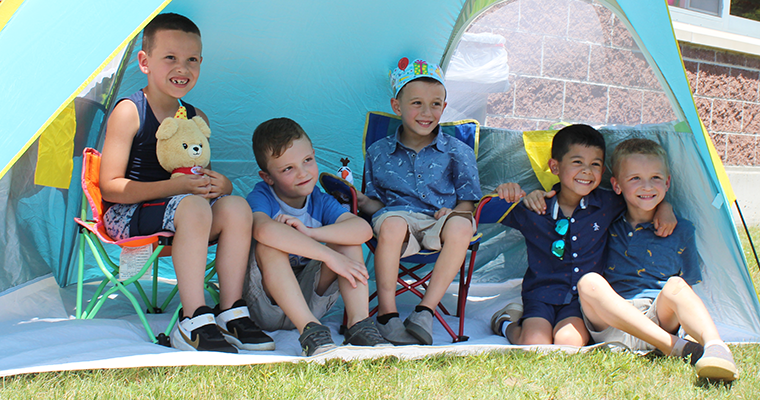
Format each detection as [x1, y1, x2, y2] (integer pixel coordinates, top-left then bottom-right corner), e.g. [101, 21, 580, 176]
[735, 200, 760, 272]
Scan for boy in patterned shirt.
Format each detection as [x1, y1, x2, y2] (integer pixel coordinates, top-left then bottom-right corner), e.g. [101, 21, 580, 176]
[356, 58, 482, 345]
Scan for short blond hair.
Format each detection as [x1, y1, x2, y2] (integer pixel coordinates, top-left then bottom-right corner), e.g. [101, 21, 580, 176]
[611, 138, 669, 177]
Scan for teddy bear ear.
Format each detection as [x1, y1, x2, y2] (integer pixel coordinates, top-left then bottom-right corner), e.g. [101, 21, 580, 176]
[191, 116, 211, 139]
[156, 117, 179, 140]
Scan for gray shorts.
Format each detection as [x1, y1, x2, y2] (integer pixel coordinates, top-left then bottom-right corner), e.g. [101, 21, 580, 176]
[372, 210, 475, 258]
[583, 296, 661, 352]
[243, 243, 339, 331]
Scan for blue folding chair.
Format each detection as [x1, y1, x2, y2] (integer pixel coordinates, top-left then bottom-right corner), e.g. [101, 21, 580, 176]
[320, 112, 483, 342]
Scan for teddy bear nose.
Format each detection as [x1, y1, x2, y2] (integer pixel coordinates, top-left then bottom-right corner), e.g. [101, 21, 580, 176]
[188, 145, 202, 157]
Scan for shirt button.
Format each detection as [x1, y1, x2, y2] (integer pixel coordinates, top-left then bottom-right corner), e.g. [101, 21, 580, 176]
[418, 174, 422, 178]
[421, 194, 426, 198]
[573, 253, 578, 258]
[572, 286, 577, 291]
[570, 218, 575, 223]
[628, 232, 633, 237]
[572, 236, 577, 241]
[574, 267, 579, 273]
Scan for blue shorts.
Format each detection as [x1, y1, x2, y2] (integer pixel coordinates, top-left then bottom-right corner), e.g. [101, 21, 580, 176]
[521, 296, 583, 327]
[104, 194, 192, 240]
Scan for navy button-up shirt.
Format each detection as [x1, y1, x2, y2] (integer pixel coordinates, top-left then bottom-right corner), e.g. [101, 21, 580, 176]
[364, 125, 481, 218]
[502, 184, 625, 305]
[605, 214, 701, 300]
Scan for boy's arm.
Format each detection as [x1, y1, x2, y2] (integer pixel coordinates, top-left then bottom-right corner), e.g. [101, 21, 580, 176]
[252, 212, 369, 287]
[356, 191, 385, 216]
[275, 212, 372, 246]
[493, 183, 552, 215]
[99, 101, 212, 204]
[653, 201, 676, 237]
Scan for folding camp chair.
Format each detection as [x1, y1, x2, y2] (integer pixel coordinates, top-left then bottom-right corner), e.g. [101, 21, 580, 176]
[74, 147, 218, 345]
[319, 112, 484, 342]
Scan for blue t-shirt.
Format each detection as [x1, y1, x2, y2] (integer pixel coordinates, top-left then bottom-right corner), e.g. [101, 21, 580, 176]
[605, 214, 701, 300]
[247, 181, 348, 267]
[501, 183, 625, 305]
[364, 125, 482, 219]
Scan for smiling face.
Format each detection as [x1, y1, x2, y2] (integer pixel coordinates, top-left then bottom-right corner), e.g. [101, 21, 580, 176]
[138, 29, 202, 100]
[259, 136, 318, 208]
[391, 79, 447, 146]
[549, 144, 605, 200]
[611, 153, 670, 216]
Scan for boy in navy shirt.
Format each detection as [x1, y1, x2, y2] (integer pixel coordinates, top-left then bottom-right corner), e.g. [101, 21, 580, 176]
[577, 138, 738, 381]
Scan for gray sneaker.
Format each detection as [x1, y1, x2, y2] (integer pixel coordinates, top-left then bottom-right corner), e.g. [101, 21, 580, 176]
[376, 316, 421, 345]
[695, 344, 739, 381]
[404, 310, 434, 345]
[298, 322, 336, 357]
[343, 317, 392, 347]
[490, 303, 523, 336]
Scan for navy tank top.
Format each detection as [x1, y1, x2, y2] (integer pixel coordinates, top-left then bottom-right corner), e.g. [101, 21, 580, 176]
[119, 90, 197, 182]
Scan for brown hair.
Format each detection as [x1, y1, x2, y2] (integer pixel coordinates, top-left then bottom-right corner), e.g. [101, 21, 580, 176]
[142, 13, 201, 54]
[252, 118, 311, 172]
[611, 138, 669, 177]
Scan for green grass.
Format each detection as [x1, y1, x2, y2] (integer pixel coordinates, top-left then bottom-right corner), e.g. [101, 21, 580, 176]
[2, 227, 760, 399]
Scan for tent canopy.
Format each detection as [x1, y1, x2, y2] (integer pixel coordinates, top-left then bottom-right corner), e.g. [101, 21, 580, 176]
[1, 0, 759, 344]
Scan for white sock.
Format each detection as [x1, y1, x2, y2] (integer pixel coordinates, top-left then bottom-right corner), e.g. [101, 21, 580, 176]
[669, 337, 689, 356]
[501, 321, 513, 338]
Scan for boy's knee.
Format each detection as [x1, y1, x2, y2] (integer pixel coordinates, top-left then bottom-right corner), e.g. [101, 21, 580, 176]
[662, 276, 690, 297]
[176, 195, 213, 223]
[442, 216, 473, 242]
[377, 217, 408, 242]
[213, 196, 253, 223]
[577, 272, 605, 296]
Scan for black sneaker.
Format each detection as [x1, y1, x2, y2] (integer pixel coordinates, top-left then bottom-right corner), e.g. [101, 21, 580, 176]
[214, 300, 276, 351]
[343, 317, 392, 347]
[299, 322, 336, 356]
[170, 306, 238, 353]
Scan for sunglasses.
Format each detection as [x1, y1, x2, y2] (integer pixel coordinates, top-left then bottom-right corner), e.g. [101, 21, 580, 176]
[551, 218, 569, 259]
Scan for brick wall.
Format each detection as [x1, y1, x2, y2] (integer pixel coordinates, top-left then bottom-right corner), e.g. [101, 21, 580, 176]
[681, 43, 760, 166]
[461, 0, 759, 167]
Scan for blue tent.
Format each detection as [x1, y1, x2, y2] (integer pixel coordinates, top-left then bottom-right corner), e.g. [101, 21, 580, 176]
[1, 0, 759, 347]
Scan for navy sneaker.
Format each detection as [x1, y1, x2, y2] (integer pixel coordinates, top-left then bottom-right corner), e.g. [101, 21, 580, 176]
[214, 300, 275, 351]
[171, 306, 237, 353]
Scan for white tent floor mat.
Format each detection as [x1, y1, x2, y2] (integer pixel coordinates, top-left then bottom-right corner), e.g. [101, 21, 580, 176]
[0, 275, 752, 377]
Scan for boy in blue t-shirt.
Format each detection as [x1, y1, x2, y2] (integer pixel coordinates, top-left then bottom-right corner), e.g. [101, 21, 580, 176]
[245, 118, 388, 356]
[577, 138, 738, 381]
[356, 58, 482, 345]
[490, 125, 676, 347]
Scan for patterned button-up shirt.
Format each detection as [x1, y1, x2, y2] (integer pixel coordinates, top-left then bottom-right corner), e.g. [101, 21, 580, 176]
[364, 126, 481, 218]
[605, 214, 700, 300]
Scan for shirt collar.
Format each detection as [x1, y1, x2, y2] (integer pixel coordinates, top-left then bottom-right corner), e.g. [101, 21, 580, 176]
[616, 213, 657, 231]
[390, 125, 444, 154]
[549, 183, 589, 220]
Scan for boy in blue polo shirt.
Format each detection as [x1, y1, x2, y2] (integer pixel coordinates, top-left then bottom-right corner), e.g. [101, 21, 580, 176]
[490, 125, 676, 346]
[577, 138, 738, 381]
[356, 58, 482, 345]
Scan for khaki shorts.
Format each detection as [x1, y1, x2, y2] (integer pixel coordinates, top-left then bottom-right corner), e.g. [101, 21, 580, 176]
[583, 296, 662, 352]
[243, 243, 339, 331]
[372, 210, 476, 258]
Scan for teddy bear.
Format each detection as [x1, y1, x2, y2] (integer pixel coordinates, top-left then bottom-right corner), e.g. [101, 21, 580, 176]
[155, 115, 211, 179]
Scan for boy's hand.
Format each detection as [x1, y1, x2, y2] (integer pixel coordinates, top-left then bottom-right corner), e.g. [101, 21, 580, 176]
[523, 189, 555, 215]
[200, 168, 232, 199]
[275, 214, 312, 237]
[434, 207, 453, 220]
[653, 201, 677, 237]
[175, 173, 212, 196]
[325, 251, 369, 288]
[495, 183, 526, 203]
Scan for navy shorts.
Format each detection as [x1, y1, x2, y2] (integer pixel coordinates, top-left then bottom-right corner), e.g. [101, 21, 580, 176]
[521, 296, 583, 327]
[104, 194, 191, 240]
